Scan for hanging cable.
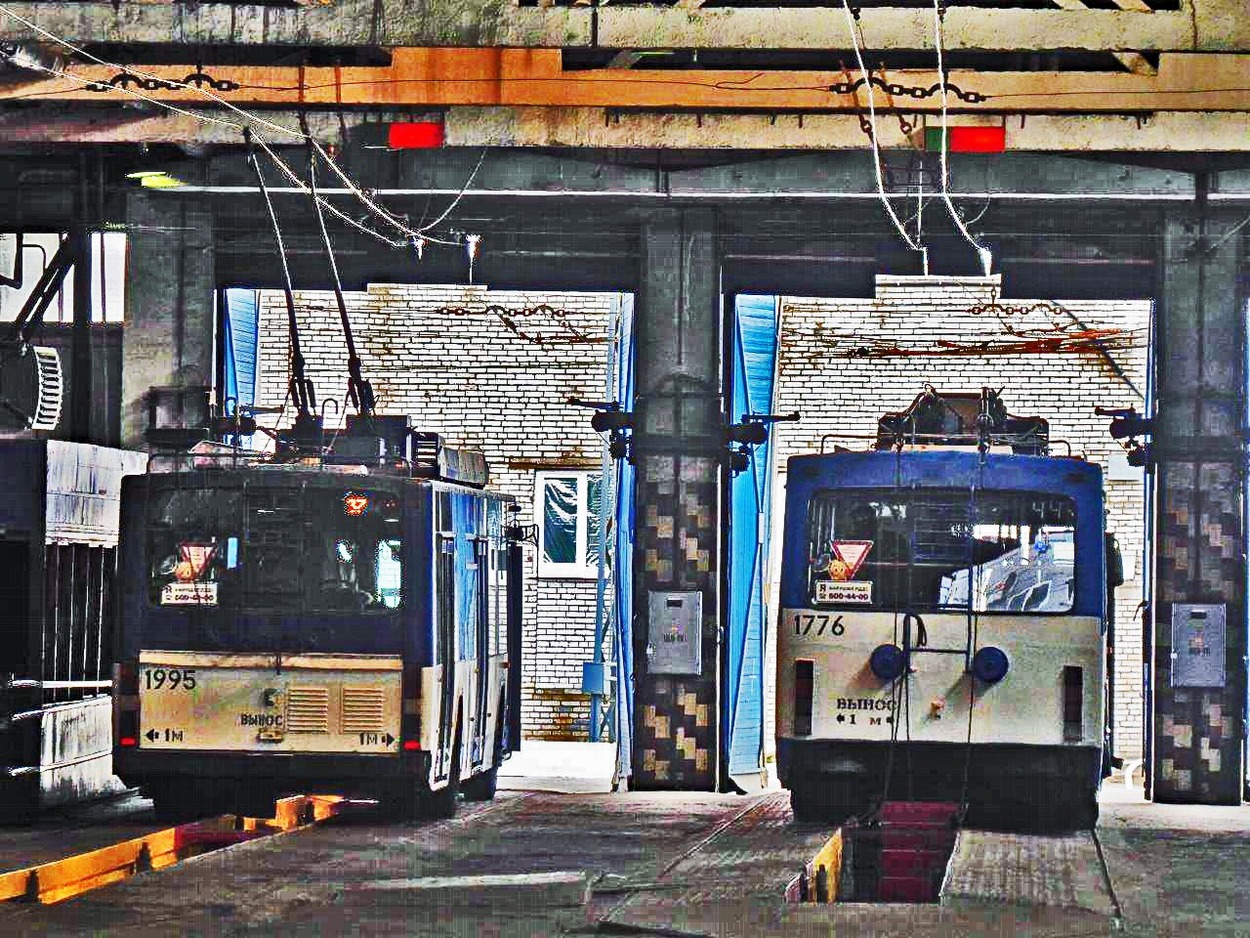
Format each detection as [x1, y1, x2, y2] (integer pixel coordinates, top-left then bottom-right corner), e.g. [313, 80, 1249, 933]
[931, 0, 994, 277]
[304, 119, 376, 420]
[246, 129, 316, 427]
[956, 454, 986, 818]
[840, 1, 929, 274]
[0, 8, 480, 248]
[250, 133, 459, 248]
[874, 448, 908, 815]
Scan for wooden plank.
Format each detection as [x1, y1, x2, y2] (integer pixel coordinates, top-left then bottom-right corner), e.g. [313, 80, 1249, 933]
[1052, 0, 1154, 12]
[606, 51, 643, 69]
[1050, 0, 1157, 74]
[1114, 52, 1158, 75]
[2, 49, 1245, 113]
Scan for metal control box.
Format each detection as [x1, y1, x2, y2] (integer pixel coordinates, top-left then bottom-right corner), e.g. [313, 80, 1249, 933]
[647, 591, 703, 675]
[1171, 603, 1226, 688]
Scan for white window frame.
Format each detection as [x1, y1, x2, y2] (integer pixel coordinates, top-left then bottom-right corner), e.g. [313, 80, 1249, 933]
[0, 232, 128, 324]
[535, 470, 602, 579]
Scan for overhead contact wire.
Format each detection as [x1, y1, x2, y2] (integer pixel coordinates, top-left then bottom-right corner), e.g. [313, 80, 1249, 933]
[931, 0, 995, 276]
[839, 0, 930, 273]
[0, 7, 481, 246]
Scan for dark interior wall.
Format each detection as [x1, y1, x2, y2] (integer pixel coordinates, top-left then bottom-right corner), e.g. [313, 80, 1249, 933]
[35, 324, 124, 448]
[0, 540, 31, 677]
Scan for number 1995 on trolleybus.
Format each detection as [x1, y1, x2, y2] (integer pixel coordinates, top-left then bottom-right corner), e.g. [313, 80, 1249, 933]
[112, 422, 523, 821]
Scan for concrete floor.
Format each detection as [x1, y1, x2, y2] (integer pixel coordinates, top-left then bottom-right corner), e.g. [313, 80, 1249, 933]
[498, 740, 617, 794]
[2, 782, 1248, 936]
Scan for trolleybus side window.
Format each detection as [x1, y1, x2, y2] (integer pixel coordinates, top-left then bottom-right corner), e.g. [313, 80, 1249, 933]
[807, 489, 1077, 613]
[313, 490, 404, 612]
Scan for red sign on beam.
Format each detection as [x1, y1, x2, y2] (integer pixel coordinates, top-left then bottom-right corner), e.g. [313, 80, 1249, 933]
[924, 126, 1006, 154]
[387, 122, 445, 149]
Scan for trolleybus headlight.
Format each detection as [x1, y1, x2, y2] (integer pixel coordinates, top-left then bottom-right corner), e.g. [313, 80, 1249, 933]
[970, 646, 1010, 684]
[869, 644, 907, 682]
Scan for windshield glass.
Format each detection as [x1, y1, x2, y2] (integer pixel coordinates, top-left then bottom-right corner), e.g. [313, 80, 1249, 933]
[148, 484, 403, 613]
[806, 488, 1076, 613]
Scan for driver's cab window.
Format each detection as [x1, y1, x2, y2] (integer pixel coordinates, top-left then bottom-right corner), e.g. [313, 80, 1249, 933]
[316, 489, 404, 612]
[375, 539, 403, 609]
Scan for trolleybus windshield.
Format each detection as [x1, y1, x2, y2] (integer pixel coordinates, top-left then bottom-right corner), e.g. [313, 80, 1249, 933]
[806, 489, 1077, 613]
[147, 485, 403, 613]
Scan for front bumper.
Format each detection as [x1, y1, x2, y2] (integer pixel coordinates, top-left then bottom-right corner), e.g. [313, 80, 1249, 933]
[115, 748, 431, 797]
[777, 737, 1102, 799]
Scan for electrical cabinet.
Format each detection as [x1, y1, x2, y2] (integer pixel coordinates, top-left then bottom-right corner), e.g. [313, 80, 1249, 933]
[1170, 603, 1226, 688]
[647, 591, 702, 675]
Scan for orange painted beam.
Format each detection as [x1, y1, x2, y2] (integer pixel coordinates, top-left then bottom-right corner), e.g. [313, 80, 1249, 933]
[2, 49, 1249, 113]
[0, 795, 349, 906]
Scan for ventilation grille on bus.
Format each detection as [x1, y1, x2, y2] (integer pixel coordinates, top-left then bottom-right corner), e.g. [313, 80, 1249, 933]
[286, 685, 330, 734]
[341, 686, 386, 733]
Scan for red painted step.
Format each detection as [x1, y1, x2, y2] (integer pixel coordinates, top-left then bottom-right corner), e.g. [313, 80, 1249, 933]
[864, 802, 960, 903]
[880, 847, 949, 878]
[878, 875, 938, 903]
[879, 801, 961, 826]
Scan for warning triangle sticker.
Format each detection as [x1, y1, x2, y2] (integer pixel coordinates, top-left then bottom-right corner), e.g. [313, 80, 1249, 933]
[828, 541, 873, 581]
[178, 542, 217, 579]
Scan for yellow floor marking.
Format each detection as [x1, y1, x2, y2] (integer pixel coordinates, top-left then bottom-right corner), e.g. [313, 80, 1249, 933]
[0, 795, 348, 905]
[786, 828, 844, 904]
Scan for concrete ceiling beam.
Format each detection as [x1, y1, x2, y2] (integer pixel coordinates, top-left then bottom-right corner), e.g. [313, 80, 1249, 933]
[1, 0, 1248, 51]
[169, 149, 1244, 200]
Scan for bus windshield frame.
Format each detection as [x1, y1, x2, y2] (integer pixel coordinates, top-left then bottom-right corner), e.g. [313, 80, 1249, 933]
[146, 481, 404, 615]
[805, 487, 1079, 614]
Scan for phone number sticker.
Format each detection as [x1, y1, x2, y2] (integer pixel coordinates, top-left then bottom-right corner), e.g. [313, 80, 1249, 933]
[816, 580, 872, 605]
[161, 582, 219, 605]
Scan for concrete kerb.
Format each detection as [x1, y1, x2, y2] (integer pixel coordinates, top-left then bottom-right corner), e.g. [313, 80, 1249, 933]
[356, 871, 590, 904]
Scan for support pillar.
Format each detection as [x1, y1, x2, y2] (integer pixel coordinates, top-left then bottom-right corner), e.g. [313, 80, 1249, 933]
[68, 226, 92, 444]
[119, 191, 215, 449]
[630, 208, 722, 790]
[1150, 194, 1247, 804]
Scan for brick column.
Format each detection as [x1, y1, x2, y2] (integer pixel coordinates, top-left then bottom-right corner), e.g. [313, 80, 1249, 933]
[1150, 197, 1246, 804]
[630, 208, 722, 790]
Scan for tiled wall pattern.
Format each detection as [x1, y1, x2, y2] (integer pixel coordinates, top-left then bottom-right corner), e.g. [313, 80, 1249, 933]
[1153, 460, 1243, 801]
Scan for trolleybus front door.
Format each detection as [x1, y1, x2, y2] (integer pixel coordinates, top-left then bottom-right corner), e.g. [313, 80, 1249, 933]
[473, 530, 490, 768]
[435, 493, 456, 779]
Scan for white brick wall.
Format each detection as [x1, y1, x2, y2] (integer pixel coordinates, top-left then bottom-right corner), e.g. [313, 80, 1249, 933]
[254, 276, 1150, 760]
[254, 284, 621, 740]
[768, 276, 1151, 761]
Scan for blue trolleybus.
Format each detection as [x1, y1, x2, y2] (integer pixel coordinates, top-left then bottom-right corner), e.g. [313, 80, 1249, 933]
[776, 390, 1112, 830]
[112, 427, 522, 821]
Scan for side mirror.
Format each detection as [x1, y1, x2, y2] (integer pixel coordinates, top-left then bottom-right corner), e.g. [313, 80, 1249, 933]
[1105, 533, 1125, 589]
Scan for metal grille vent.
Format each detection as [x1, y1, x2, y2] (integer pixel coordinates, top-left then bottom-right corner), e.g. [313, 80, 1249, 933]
[286, 685, 330, 734]
[30, 346, 62, 431]
[340, 686, 386, 733]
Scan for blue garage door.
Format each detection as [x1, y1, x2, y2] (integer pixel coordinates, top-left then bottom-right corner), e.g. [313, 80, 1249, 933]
[725, 295, 780, 778]
[221, 288, 260, 409]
